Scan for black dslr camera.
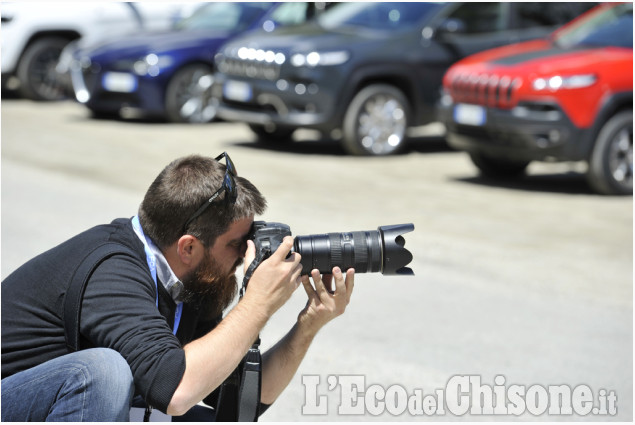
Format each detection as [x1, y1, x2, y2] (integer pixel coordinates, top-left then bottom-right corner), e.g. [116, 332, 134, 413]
[228, 221, 415, 421]
[242, 221, 414, 284]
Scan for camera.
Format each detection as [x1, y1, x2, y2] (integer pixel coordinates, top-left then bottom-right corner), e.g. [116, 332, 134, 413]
[243, 221, 414, 284]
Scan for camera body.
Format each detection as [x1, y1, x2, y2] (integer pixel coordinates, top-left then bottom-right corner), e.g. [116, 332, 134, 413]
[248, 221, 292, 264]
[249, 221, 292, 254]
[245, 221, 414, 283]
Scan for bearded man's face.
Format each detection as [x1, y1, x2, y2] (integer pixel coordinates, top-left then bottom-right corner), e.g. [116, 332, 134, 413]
[180, 216, 252, 319]
[180, 252, 242, 319]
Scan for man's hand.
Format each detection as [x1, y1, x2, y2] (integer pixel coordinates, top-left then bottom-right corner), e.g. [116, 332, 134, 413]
[298, 267, 355, 333]
[259, 266, 354, 405]
[242, 236, 303, 317]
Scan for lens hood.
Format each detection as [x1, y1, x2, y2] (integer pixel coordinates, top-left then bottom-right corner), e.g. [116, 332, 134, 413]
[378, 223, 415, 275]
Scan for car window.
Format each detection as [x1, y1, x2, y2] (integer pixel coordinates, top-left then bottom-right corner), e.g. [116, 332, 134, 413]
[556, 3, 633, 49]
[317, 2, 440, 31]
[175, 2, 273, 31]
[515, 3, 598, 29]
[448, 3, 509, 33]
[578, 14, 633, 48]
[267, 2, 310, 26]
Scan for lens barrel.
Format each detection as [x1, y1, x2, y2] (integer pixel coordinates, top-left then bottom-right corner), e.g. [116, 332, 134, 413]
[294, 223, 414, 275]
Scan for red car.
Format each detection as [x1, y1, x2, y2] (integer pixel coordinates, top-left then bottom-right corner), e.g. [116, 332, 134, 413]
[438, 2, 633, 195]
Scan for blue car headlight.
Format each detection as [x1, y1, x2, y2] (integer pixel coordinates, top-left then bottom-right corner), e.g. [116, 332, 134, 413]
[132, 54, 174, 77]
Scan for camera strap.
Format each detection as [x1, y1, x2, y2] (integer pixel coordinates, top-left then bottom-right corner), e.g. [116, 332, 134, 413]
[234, 270, 263, 421]
[214, 263, 265, 421]
[237, 338, 262, 422]
[240, 241, 271, 297]
[215, 324, 262, 420]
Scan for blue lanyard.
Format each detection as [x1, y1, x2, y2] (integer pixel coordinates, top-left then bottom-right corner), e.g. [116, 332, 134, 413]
[132, 216, 182, 335]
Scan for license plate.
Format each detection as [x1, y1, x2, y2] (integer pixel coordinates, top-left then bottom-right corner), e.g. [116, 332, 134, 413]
[102, 72, 137, 93]
[223, 80, 252, 102]
[454, 104, 486, 126]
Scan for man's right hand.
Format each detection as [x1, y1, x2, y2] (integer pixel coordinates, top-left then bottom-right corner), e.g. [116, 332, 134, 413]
[242, 236, 302, 316]
[170, 237, 302, 415]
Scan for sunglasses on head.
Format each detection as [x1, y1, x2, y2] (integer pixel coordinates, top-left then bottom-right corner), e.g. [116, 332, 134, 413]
[183, 152, 237, 233]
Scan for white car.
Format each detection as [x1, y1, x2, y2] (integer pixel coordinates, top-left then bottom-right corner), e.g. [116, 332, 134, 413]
[1, 2, 191, 100]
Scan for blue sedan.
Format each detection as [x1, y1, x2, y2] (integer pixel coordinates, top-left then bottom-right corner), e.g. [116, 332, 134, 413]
[70, 2, 277, 123]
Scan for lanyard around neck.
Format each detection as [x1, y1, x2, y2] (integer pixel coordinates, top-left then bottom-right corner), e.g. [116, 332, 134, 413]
[132, 216, 182, 335]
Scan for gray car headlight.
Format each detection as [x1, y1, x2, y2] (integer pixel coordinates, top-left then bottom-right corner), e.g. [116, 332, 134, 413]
[291, 50, 350, 67]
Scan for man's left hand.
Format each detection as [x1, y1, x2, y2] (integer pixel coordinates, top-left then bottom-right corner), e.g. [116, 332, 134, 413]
[297, 267, 355, 333]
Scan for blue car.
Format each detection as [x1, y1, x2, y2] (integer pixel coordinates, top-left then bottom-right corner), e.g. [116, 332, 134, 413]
[70, 2, 324, 123]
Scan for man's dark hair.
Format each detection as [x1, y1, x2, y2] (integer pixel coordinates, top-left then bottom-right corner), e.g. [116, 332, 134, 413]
[138, 154, 267, 249]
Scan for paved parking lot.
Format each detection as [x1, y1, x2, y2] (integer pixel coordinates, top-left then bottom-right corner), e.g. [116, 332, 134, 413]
[1, 99, 632, 421]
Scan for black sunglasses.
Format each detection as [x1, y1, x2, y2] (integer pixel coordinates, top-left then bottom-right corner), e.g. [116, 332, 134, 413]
[183, 152, 237, 233]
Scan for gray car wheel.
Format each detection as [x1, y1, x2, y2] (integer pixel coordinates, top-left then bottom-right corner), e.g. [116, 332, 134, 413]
[342, 84, 410, 156]
[17, 37, 70, 101]
[587, 110, 633, 195]
[165, 64, 217, 123]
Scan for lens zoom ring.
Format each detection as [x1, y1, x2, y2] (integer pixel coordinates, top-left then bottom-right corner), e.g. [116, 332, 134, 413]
[353, 232, 368, 272]
[329, 233, 342, 269]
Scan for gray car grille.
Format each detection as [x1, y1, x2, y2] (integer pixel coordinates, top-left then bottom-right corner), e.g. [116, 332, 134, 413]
[217, 57, 281, 81]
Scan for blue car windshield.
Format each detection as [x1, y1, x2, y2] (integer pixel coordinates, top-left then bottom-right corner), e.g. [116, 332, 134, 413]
[174, 2, 273, 32]
[317, 2, 440, 31]
[555, 3, 633, 49]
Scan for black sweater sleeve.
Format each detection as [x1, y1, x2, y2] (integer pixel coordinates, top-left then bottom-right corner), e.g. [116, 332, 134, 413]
[80, 253, 185, 413]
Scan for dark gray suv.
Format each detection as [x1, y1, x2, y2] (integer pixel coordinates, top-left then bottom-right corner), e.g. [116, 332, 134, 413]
[213, 2, 595, 155]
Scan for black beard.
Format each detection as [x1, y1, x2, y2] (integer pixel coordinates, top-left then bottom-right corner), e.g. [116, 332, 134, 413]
[179, 253, 241, 320]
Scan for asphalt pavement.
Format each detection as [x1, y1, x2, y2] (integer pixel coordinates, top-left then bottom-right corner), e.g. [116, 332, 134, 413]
[1, 99, 632, 421]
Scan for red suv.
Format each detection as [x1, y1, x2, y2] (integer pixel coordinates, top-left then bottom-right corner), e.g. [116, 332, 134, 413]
[438, 2, 633, 195]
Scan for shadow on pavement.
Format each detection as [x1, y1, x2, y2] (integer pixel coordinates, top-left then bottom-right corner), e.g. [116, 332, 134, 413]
[453, 172, 599, 195]
[1, 89, 21, 100]
[232, 134, 453, 157]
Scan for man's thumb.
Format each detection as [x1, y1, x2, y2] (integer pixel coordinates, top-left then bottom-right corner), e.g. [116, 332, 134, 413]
[244, 239, 256, 273]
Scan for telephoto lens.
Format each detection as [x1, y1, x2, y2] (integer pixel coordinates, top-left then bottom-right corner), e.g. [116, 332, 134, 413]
[294, 224, 414, 275]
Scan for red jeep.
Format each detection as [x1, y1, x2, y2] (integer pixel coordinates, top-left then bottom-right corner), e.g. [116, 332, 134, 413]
[438, 2, 633, 195]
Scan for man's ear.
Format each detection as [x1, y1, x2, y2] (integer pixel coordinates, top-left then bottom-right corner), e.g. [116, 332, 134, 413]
[176, 234, 201, 266]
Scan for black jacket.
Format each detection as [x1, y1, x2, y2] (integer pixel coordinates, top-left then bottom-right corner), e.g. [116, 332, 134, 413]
[1, 218, 218, 413]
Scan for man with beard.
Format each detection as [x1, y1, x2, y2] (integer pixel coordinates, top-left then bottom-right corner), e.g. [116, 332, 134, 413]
[1, 153, 354, 421]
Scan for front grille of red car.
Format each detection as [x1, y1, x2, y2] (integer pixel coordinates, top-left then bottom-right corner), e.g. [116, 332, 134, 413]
[448, 73, 521, 108]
